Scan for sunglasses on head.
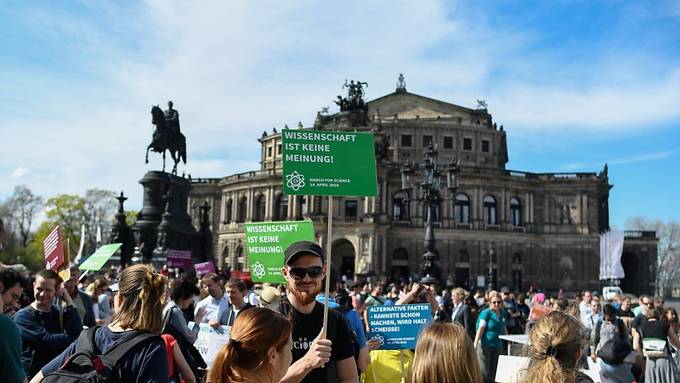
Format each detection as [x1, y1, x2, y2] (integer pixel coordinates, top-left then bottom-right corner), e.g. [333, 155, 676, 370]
[289, 266, 323, 279]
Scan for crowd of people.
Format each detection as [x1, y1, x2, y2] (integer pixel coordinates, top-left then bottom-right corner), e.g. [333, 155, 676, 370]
[1, 240, 679, 383]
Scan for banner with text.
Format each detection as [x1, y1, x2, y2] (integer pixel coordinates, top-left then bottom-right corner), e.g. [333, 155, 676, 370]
[282, 129, 378, 196]
[367, 303, 432, 350]
[79, 243, 122, 271]
[44, 225, 65, 271]
[189, 322, 230, 369]
[194, 261, 216, 277]
[167, 249, 193, 269]
[244, 220, 315, 283]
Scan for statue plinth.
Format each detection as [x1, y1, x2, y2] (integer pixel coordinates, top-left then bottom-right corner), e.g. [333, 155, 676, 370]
[132, 171, 203, 266]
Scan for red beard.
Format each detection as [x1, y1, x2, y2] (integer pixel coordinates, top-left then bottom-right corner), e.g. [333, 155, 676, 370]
[290, 282, 321, 305]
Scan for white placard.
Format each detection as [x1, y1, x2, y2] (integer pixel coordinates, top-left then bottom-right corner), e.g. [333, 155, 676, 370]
[189, 322, 231, 369]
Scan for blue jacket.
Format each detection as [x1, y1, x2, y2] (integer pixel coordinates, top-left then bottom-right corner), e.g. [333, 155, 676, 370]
[14, 305, 82, 379]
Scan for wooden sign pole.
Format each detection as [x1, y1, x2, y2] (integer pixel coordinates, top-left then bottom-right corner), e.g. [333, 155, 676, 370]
[321, 195, 334, 339]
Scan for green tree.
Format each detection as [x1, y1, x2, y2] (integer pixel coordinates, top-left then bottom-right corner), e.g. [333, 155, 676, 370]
[626, 216, 680, 297]
[44, 194, 87, 261]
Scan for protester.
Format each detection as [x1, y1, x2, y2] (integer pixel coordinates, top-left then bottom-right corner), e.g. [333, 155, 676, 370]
[451, 287, 474, 339]
[632, 295, 655, 351]
[580, 290, 594, 327]
[411, 322, 483, 383]
[522, 311, 594, 383]
[638, 308, 680, 383]
[195, 273, 230, 327]
[590, 304, 635, 382]
[276, 241, 357, 383]
[85, 276, 109, 325]
[162, 276, 207, 379]
[617, 297, 636, 319]
[225, 278, 254, 326]
[62, 265, 96, 328]
[211, 307, 292, 383]
[161, 333, 196, 383]
[473, 290, 507, 383]
[0, 267, 30, 383]
[665, 308, 680, 336]
[163, 276, 204, 344]
[14, 269, 82, 379]
[32, 264, 169, 383]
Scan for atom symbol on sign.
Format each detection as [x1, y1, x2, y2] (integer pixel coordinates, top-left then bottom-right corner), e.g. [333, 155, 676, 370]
[372, 334, 385, 346]
[252, 261, 266, 279]
[285, 171, 305, 191]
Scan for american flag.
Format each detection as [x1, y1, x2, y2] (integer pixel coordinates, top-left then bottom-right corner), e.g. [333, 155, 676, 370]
[44, 225, 64, 270]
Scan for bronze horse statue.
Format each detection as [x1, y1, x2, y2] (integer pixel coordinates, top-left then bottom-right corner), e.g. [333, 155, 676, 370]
[145, 105, 187, 174]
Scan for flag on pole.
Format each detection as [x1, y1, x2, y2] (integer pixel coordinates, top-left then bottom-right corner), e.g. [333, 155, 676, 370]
[74, 224, 86, 264]
[599, 230, 625, 280]
[44, 225, 65, 271]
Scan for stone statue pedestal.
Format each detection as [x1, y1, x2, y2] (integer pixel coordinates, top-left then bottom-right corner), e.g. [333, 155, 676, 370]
[132, 171, 200, 266]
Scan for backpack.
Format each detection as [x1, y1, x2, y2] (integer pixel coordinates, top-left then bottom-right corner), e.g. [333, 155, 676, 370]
[42, 327, 157, 383]
[595, 318, 632, 365]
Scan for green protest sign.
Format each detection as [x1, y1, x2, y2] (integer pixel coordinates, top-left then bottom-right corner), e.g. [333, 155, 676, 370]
[78, 243, 122, 271]
[282, 129, 378, 196]
[244, 220, 315, 283]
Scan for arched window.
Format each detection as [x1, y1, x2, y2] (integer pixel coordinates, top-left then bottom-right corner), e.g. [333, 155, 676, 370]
[275, 194, 288, 221]
[392, 191, 410, 221]
[254, 195, 266, 222]
[237, 196, 247, 223]
[225, 199, 232, 224]
[510, 197, 522, 226]
[483, 195, 497, 225]
[512, 252, 522, 265]
[454, 193, 470, 224]
[457, 250, 470, 264]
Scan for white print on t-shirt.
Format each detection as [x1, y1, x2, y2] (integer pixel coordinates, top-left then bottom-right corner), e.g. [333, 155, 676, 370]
[293, 337, 311, 350]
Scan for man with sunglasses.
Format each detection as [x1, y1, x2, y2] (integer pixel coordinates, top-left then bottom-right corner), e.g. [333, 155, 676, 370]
[277, 241, 358, 383]
[1, 267, 29, 383]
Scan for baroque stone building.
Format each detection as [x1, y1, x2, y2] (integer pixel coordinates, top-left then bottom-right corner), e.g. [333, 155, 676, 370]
[188, 81, 657, 294]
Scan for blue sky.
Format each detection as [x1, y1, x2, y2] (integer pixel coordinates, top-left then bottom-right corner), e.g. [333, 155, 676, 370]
[1, 1, 679, 229]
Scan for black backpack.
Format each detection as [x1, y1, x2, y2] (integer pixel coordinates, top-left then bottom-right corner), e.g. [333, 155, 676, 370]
[42, 327, 157, 383]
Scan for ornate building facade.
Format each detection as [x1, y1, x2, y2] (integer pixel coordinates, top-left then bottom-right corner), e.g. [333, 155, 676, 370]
[188, 81, 657, 294]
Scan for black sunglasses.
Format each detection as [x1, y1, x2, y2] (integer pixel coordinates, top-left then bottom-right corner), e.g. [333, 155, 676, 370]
[289, 266, 323, 279]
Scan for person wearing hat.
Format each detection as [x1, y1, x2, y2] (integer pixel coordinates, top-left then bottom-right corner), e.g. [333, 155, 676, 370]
[277, 241, 358, 383]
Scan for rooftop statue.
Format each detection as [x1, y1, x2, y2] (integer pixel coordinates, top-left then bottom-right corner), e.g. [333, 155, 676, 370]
[334, 79, 369, 113]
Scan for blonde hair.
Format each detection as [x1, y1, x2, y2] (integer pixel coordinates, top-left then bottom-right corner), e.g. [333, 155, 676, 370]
[522, 311, 584, 383]
[411, 323, 483, 383]
[110, 264, 166, 333]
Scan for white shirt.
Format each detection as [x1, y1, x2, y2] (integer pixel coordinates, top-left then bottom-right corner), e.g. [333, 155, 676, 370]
[579, 301, 594, 328]
[195, 293, 230, 325]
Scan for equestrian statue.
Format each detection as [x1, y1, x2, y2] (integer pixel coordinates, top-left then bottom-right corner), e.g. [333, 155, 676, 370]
[145, 101, 187, 175]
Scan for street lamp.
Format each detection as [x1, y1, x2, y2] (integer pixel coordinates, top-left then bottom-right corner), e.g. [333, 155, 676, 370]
[400, 144, 460, 285]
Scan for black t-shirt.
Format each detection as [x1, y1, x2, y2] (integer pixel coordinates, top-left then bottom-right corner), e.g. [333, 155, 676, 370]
[282, 298, 355, 383]
[640, 320, 669, 340]
[617, 308, 635, 318]
[632, 313, 647, 330]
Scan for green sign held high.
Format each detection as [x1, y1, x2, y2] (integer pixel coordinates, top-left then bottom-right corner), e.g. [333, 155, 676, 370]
[244, 220, 315, 283]
[79, 243, 122, 271]
[282, 129, 378, 196]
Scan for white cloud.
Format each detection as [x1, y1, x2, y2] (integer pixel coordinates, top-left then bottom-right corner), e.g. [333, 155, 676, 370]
[10, 167, 31, 179]
[1, 0, 679, 208]
[561, 150, 675, 171]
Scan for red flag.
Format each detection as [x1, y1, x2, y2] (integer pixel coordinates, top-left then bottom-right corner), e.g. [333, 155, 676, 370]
[44, 225, 65, 271]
